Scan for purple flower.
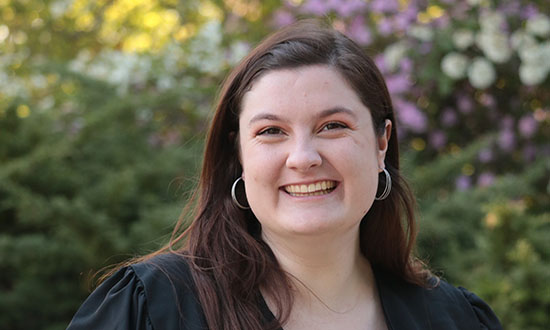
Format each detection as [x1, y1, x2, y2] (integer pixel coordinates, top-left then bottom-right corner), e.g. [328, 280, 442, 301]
[394, 99, 427, 133]
[370, 0, 399, 13]
[518, 115, 538, 138]
[498, 1, 521, 16]
[347, 16, 372, 45]
[272, 10, 295, 27]
[378, 18, 394, 36]
[429, 130, 447, 150]
[396, 126, 407, 141]
[450, 2, 469, 20]
[400, 58, 413, 74]
[419, 42, 432, 54]
[394, 13, 413, 31]
[479, 93, 496, 109]
[498, 129, 516, 151]
[478, 148, 494, 163]
[329, 0, 367, 17]
[434, 15, 451, 29]
[501, 116, 514, 129]
[374, 55, 386, 73]
[522, 144, 537, 162]
[456, 175, 472, 191]
[441, 108, 458, 127]
[457, 94, 474, 113]
[386, 73, 411, 95]
[521, 4, 539, 19]
[301, 0, 329, 15]
[477, 172, 495, 187]
[401, 2, 419, 20]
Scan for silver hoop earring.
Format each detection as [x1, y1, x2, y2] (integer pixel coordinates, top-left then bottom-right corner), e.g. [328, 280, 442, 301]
[375, 168, 392, 201]
[231, 177, 250, 210]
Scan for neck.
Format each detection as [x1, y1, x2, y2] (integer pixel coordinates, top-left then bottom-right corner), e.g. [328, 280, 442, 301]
[262, 226, 376, 311]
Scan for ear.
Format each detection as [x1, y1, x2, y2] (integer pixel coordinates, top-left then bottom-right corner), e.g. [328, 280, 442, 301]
[377, 119, 392, 171]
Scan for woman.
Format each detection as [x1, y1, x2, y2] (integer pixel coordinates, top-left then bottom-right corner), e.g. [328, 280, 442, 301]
[68, 21, 503, 330]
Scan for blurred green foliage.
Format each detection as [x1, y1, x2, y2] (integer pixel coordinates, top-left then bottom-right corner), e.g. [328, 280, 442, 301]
[0, 0, 548, 329]
[406, 145, 550, 329]
[0, 72, 203, 329]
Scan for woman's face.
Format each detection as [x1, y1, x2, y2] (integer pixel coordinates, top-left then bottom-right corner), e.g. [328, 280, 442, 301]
[238, 65, 390, 241]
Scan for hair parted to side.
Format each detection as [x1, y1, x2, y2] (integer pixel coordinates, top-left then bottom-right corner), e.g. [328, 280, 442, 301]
[137, 19, 430, 330]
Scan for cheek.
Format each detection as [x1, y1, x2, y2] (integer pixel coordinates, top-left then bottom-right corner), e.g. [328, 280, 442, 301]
[338, 138, 380, 198]
[241, 146, 283, 186]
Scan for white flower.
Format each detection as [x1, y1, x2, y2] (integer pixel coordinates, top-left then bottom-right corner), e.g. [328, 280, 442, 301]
[526, 14, 550, 37]
[467, 57, 496, 89]
[518, 41, 548, 66]
[156, 76, 176, 91]
[37, 96, 55, 110]
[519, 63, 548, 85]
[467, 0, 482, 6]
[49, 0, 70, 19]
[162, 43, 185, 72]
[453, 29, 475, 50]
[200, 20, 223, 45]
[541, 41, 550, 65]
[384, 42, 408, 71]
[441, 52, 469, 79]
[510, 29, 537, 50]
[227, 41, 250, 66]
[476, 31, 512, 63]
[517, 41, 550, 85]
[0, 25, 9, 43]
[68, 49, 92, 72]
[480, 11, 505, 33]
[187, 20, 225, 74]
[408, 25, 433, 42]
[30, 74, 48, 89]
[87, 61, 110, 80]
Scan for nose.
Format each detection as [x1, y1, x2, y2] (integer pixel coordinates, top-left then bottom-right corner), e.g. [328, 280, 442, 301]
[285, 138, 322, 172]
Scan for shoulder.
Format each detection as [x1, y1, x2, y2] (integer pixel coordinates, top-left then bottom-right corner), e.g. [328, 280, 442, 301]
[67, 264, 153, 329]
[68, 252, 207, 330]
[374, 267, 503, 330]
[130, 252, 195, 292]
[424, 279, 502, 329]
[131, 252, 207, 329]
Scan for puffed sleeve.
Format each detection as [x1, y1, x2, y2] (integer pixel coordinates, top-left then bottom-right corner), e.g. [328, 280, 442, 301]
[67, 267, 153, 330]
[458, 287, 503, 330]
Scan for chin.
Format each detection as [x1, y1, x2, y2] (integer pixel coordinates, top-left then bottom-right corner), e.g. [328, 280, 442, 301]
[280, 215, 356, 237]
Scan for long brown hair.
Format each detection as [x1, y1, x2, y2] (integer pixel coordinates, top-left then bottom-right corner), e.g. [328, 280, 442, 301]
[143, 20, 429, 329]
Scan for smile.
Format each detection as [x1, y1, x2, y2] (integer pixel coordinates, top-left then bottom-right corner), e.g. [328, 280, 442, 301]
[283, 180, 337, 197]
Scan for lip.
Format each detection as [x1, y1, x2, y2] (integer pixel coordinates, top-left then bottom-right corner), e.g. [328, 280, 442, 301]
[281, 180, 339, 197]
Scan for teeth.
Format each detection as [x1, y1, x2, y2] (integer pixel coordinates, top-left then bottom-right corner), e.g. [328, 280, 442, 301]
[284, 180, 337, 196]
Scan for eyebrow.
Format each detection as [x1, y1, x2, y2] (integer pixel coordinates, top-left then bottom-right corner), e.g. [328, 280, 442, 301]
[318, 107, 358, 120]
[248, 107, 357, 127]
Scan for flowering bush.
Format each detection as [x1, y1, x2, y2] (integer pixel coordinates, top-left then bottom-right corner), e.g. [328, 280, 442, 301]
[274, 0, 550, 190]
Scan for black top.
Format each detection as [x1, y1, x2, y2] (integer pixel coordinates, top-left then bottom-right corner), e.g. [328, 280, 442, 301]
[67, 253, 503, 330]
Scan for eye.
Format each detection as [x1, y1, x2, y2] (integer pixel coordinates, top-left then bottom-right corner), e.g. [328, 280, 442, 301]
[257, 127, 283, 136]
[321, 122, 348, 131]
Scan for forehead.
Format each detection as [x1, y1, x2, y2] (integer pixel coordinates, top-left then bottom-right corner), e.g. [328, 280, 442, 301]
[240, 65, 366, 119]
